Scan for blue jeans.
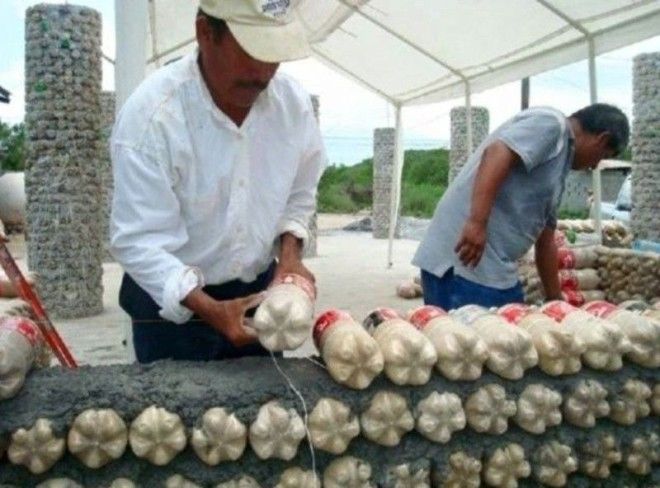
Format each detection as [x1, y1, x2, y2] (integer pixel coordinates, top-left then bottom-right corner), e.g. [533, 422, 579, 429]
[421, 267, 524, 311]
[119, 263, 276, 363]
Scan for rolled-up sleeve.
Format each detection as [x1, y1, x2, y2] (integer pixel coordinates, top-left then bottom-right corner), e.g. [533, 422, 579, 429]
[110, 143, 204, 323]
[276, 104, 327, 248]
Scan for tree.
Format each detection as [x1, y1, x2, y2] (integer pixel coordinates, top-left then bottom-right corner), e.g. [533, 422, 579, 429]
[0, 121, 26, 172]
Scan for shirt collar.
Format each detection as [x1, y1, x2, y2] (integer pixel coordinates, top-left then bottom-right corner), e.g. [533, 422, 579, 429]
[565, 116, 576, 169]
[565, 117, 576, 142]
[188, 48, 273, 132]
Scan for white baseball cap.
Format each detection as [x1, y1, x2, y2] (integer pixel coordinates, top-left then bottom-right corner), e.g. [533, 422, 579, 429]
[199, 0, 311, 63]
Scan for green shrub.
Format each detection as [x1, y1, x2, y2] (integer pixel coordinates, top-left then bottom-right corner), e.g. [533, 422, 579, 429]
[558, 208, 590, 220]
[401, 182, 445, 217]
[402, 149, 449, 187]
[317, 184, 363, 214]
[0, 121, 25, 172]
[317, 148, 449, 216]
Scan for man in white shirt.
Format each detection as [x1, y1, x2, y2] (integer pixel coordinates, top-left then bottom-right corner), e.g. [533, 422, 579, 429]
[110, 0, 326, 362]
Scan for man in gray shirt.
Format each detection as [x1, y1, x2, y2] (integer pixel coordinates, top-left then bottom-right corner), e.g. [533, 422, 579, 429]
[413, 103, 629, 310]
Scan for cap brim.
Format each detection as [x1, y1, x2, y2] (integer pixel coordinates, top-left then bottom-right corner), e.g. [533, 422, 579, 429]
[226, 17, 311, 63]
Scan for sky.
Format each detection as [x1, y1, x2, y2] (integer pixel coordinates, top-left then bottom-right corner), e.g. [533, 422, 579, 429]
[1, 0, 660, 162]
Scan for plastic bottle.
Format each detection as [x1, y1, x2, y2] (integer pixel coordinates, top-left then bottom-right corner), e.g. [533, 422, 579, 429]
[451, 305, 537, 380]
[0, 316, 42, 400]
[498, 304, 584, 376]
[313, 310, 383, 390]
[540, 300, 630, 371]
[252, 274, 315, 351]
[363, 308, 437, 385]
[583, 301, 659, 368]
[408, 305, 488, 380]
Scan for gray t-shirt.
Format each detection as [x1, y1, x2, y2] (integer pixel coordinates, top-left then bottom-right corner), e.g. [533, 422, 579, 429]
[413, 107, 574, 289]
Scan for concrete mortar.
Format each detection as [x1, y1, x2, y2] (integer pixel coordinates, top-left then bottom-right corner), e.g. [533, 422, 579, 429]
[0, 358, 657, 486]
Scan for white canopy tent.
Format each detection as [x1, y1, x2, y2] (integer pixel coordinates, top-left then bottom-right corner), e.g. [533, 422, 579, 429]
[115, 0, 660, 264]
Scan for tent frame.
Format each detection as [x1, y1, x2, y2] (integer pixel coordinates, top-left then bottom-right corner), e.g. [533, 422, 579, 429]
[113, 0, 657, 361]
[113, 0, 617, 267]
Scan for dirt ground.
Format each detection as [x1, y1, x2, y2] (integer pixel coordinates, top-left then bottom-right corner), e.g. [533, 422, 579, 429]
[4, 214, 423, 364]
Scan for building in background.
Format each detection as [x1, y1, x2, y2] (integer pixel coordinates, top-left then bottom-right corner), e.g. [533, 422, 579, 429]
[561, 160, 631, 217]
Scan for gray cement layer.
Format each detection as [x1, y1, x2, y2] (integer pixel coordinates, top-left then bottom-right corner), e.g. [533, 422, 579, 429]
[0, 358, 658, 487]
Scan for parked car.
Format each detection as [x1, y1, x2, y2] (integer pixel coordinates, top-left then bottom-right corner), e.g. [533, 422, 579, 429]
[590, 174, 631, 224]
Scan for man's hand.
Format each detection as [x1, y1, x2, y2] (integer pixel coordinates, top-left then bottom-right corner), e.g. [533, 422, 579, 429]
[455, 141, 519, 268]
[183, 289, 265, 347]
[454, 218, 487, 268]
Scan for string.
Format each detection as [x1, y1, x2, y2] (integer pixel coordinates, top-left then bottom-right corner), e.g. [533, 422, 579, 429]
[304, 355, 327, 370]
[269, 350, 318, 483]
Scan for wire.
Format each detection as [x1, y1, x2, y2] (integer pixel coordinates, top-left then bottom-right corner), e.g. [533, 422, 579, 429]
[269, 350, 318, 482]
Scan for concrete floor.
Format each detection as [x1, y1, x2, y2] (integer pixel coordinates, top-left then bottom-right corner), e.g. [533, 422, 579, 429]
[4, 215, 423, 365]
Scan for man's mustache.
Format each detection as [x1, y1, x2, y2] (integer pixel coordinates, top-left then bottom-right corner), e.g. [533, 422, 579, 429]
[235, 80, 269, 91]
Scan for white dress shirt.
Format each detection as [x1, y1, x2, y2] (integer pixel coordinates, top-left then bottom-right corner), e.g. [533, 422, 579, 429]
[110, 51, 326, 324]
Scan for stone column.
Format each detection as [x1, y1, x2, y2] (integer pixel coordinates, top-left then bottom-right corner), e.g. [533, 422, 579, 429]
[630, 53, 660, 241]
[372, 128, 399, 239]
[449, 106, 489, 182]
[100, 91, 116, 261]
[24, 4, 104, 318]
[304, 95, 320, 258]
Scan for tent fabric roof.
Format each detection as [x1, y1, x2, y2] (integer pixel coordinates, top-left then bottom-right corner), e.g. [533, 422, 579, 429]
[145, 0, 660, 106]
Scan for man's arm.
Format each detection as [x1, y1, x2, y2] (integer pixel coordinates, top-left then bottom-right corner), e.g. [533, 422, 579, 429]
[274, 98, 326, 284]
[111, 144, 261, 345]
[455, 141, 519, 267]
[111, 143, 199, 323]
[275, 232, 315, 283]
[534, 227, 562, 301]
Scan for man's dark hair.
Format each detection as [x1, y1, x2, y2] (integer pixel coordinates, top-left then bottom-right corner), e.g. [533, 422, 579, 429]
[197, 8, 229, 42]
[570, 103, 630, 157]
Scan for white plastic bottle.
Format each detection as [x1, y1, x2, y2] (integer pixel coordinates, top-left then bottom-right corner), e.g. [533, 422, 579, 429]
[252, 274, 315, 351]
[0, 316, 42, 400]
[583, 301, 659, 368]
[540, 301, 630, 371]
[362, 308, 437, 385]
[450, 304, 491, 325]
[451, 305, 537, 380]
[313, 310, 384, 390]
[498, 304, 584, 376]
[408, 305, 488, 381]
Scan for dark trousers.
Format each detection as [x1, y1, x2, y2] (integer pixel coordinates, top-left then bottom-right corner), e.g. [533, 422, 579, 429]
[421, 267, 524, 311]
[119, 262, 276, 363]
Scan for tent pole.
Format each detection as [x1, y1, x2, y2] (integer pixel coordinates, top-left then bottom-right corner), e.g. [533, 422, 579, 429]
[521, 77, 530, 109]
[465, 82, 473, 154]
[588, 37, 603, 244]
[115, 0, 148, 113]
[115, 0, 148, 362]
[148, 0, 161, 68]
[387, 104, 404, 268]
